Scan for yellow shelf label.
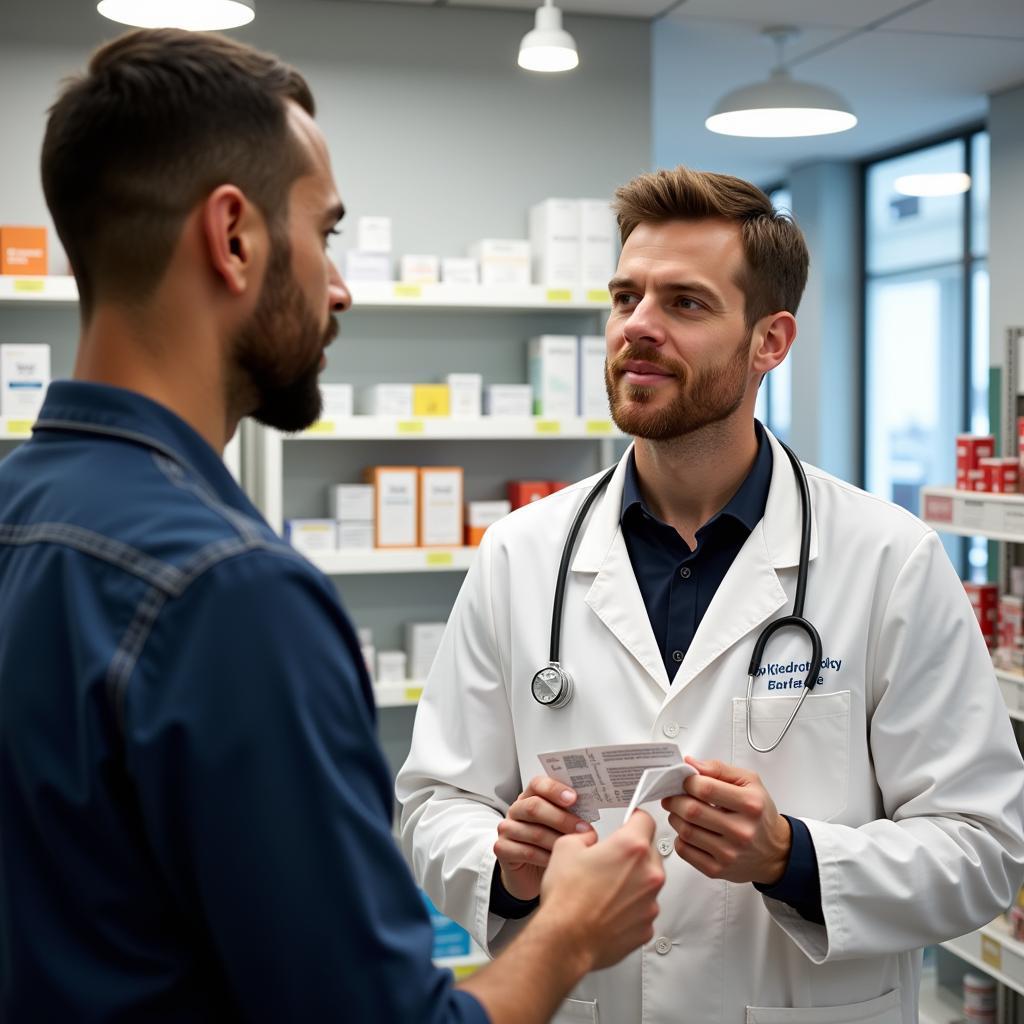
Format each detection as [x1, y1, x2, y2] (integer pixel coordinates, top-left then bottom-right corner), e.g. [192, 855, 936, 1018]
[982, 934, 1002, 970]
[4, 419, 33, 437]
[586, 289, 609, 303]
[425, 551, 454, 566]
[586, 419, 613, 435]
[535, 420, 561, 435]
[393, 283, 423, 299]
[545, 288, 572, 303]
[12, 279, 45, 293]
[397, 419, 425, 434]
[403, 686, 424, 702]
[452, 963, 483, 980]
[304, 420, 335, 435]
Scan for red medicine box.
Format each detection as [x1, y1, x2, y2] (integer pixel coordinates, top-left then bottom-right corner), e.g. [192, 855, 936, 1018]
[507, 481, 551, 509]
[957, 434, 995, 491]
[980, 457, 1019, 494]
[964, 582, 998, 646]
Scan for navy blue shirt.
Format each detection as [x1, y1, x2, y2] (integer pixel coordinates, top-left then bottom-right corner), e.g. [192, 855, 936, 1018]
[620, 425, 822, 925]
[0, 382, 486, 1023]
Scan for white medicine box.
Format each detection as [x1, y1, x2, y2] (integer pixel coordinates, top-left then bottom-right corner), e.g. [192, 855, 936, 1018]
[578, 335, 610, 419]
[360, 384, 414, 418]
[529, 198, 581, 289]
[400, 254, 440, 285]
[285, 519, 337, 556]
[319, 382, 353, 420]
[365, 466, 418, 548]
[356, 216, 392, 254]
[469, 239, 531, 287]
[579, 200, 618, 290]
[484, 384, 533, 418]
[419, 467, 463, 548]
[328, 483, 375, 523]
[405, 621, 447, 681]
[1, 344, 50, 420]
[446, 373, 482, 418]
[528, 335, 578, 418]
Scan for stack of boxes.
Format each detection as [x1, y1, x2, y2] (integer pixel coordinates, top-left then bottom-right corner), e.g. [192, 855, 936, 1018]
[330, 483, 375, 551]
[528, 197, 617, 292]
[528, 334, 610, 420]
[964, 582, 998, 650]
[356, 621, 446, 686]
[956, 432, 1019, 493]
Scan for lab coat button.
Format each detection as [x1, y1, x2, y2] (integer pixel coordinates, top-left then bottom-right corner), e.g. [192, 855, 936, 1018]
[657, 837, 674, 856]
[662, 720, 680, 738]
[679, 566, 691, 579]
[654, 936, 672, 955]
[671, 650, 683, 663]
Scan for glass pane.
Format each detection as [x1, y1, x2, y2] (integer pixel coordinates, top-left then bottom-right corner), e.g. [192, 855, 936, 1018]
[765, 356, 791, 444]
[865, 265, 964, 515]
[971, 261, 990, 436]
[769, 187, 792, 216]
[866, 139, 966, 275]
[971, 132, 989, 258]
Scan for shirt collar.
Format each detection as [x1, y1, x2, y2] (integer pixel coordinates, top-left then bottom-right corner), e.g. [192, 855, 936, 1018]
[620, 420, 773, 533]
[34, 380, 243, 507]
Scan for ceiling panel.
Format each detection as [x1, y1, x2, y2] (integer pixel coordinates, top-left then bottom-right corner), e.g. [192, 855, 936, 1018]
[882, 0, 1024, 38]
[663, 0, 908, 31]
[445, 0, 669, 17]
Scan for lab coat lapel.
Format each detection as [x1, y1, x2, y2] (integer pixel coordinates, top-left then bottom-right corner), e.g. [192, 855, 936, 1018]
[670, 429, 817, 695]
[573, 447, 672, 695]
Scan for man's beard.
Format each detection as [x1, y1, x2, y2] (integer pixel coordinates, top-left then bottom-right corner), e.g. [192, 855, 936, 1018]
[233, 238, 336, 434]
[604, 332, 750, 442]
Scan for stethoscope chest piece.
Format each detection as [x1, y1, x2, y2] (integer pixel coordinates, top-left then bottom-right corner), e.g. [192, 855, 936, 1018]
[531, 663, 574, 709]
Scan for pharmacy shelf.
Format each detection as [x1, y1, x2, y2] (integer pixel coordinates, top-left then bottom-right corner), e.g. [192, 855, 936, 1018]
[292, 416, 621, 441]
[941, 917, 1024, 998]
[0, 417, 35, 440]
[373, 680, 424, 707]
[348, 280, 610, 311]
[921, 486, 1024, 542]
[0, 275, 77, 304]
[309, 547, 476, 575]
[995, 668, 1024, 723]
[917, 972, 964, 1024]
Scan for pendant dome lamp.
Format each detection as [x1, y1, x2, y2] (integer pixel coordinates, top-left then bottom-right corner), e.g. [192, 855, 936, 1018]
[97, 0, 255, 31]
[518, 0, 579, 73]
[706, 27, 856, 138]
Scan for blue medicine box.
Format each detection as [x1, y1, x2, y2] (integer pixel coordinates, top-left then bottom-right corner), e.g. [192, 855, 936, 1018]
[421, 890, 471, 959]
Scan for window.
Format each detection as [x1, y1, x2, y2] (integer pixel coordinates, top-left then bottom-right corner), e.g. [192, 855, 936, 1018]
[863, 130, 989, 576]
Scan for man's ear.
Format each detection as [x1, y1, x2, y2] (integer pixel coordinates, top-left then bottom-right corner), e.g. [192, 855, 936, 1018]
[202, 185, 264, 296]
[752, 312, 796, 374]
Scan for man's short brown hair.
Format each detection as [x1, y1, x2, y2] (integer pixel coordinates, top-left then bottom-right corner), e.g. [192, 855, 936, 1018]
[613, 167, 809, 326]
[41, 29, 315, 318]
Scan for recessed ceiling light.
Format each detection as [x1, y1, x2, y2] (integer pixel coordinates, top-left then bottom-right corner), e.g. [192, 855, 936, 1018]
[96, 0, 255, 31]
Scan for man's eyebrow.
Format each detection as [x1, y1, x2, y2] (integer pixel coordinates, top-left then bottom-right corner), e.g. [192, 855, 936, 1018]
[608, 276, 723, 304]
[325, 201, 346, 225]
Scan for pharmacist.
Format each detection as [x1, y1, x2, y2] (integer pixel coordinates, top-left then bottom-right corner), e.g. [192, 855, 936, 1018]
[398, 167, 1024, 1024]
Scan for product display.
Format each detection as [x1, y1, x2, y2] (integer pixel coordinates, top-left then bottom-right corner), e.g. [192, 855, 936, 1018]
[964, 581, 998, 649]
[483, 383, 533, 417]
[400, 254, 440, 285]
[365, 466, 419, 548]
[441, 257, 478, 286]
[979, 456, 1019, 493]
[412, 384, 450, 417]
[528, 334, 578, 417]
[0, 344, 50, 420]
[956, 434, 995, 491]
[376, 649, 408, 684]
[356, 216, 392, 254]
[418, 467, 463, 547]
[0, 226, 47, 275]
[405, 621, 446, 680]
[361, 383, 415, 417]
[344, 250, 391, 282]
[529, 198, 580, 288]
[284, 519, 337, 556]
[578, 334, 609, 418]
[319, 382, 353, 419]
[446, 373, 482, 418]
[329, 483, 375, 522]
[469, 238, 530, 287]
[579, 199, 617, 289]
[465, 500, 512, 546]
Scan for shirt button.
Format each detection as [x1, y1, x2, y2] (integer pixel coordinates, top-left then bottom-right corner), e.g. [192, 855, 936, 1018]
[672, 650, 683, 663]
[655, 936, 672, 955]
[662, 720, 680, 738]
[657, 837, 674, 857]
[679, 566, 691, 579]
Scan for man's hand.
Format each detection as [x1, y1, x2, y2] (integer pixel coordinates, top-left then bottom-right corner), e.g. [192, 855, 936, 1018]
[539, 811, 665, 972]
[493, 775, 594, 901]
[661, 757, 791, 885]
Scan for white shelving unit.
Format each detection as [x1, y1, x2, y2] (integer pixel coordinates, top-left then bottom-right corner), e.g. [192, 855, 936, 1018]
[921, 486, 1024, 543]
[373, 680, 425, 707]
[311, 547, 476, 576]
[0, 274, 78, 305]
[298, 415, 621, 442]
[941, 917, 1024, 998]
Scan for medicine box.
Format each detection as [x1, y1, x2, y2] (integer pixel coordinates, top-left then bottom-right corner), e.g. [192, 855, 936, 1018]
[356, 216, 392, 254]
[328, 483, 375, 522]
[469, 239, 531, 287]
[405, 621, 447, 680]
[579, 200, 618, 289]
[0, 226, 47, 275]
[376, 649, 408, 684]
[0, 344, 50, 420]
[361, 384, 414, 418]
[285, 519, 337, 556]
[578, 335, 609, 418]
[441, 257, 478, 286]
[344, 251, 392, 283]
[529, 198, 581, 289]
[465, 500, 511, 546]
[419, 467, 464, 548]
[400, 254, 440, 285]
[956, 434, 994, 491]
[412, 384, 450, 417]
[319, 382, 353, 420]
[337, 523, 375, 550]
[484, 384, 533, 418]
[528, 335, 578, 418]
[446, 373, 482, 418]
[365, 466, 418, 548]
[507, 481, 551, 509]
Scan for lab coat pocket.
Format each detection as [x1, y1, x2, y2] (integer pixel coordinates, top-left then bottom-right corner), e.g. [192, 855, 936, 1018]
[552, 997, 599, 1023]
[745, 987, 900, 1023]
[731, 691, 850, 821]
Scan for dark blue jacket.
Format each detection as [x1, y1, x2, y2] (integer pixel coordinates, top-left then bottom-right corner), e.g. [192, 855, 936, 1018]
[0, 381, 486, 1023]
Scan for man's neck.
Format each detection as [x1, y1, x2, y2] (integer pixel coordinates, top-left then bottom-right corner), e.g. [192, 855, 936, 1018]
[74, 304, 235, 453]
[632, 417, 759, 548]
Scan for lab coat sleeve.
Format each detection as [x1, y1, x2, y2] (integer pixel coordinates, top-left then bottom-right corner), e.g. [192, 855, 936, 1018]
[765, 530, 1024, 963]
[397, 529, 530, 956]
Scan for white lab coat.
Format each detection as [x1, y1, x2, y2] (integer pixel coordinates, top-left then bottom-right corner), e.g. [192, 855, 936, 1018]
[397, 431, 1024, 1024]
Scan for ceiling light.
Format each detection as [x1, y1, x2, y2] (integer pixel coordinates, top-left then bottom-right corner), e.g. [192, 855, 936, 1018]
[706, 27, 856, 138]
[893, 173, 971, 197]
[518, 0, 579, 73]
[97, 0, 255, 31]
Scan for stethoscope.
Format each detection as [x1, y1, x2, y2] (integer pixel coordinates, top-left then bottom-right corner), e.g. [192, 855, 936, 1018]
[530, 439, 822, 753]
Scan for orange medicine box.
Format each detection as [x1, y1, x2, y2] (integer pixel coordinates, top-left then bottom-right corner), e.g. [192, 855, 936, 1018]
[0, 226, 47, 275]
[363, 466, 418, 548]
[418, 467, 463, 547]
[465, 500, 511, 546]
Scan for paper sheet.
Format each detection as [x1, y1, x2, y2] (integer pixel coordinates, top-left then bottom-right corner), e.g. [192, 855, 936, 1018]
[537, 743, 683, 822]
[624, 763, 698, 819]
